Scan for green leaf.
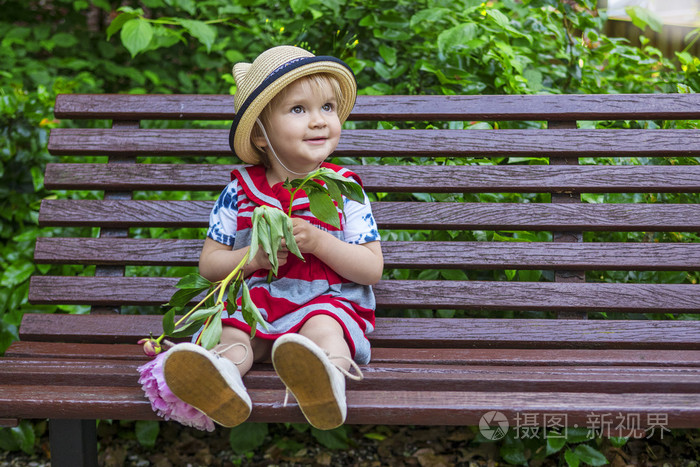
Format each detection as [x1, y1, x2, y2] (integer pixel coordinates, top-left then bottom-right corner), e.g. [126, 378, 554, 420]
[608, 436, 628, 448]
[227, 279, 242, 315]
[546, 435, 567, 455]
[283, 215, 304, 261]
[167, 286, 208, 307]
[626, 6, 663, 33]
[185, 304, 223, 324]
[241, 281, 268, 338]
[566, 427, 591, 444]
[106, 11, 137, 39]
[290, 0, 312, 14]
[170, 320, 206, 338]
[120, 18, 154, 57]
[379, 45, 397, 66]
[0, 262, 35, 287]
[564, 448, 581, 467]
[437, 23, 478, 55]
[0, 421, 36, 454]
[175, 274, 212, 290]
[229, 422, 268, 454]
[199, 310, 223, 350]
[176, 19, 216, 52]
[573, 444, 608, 466]
[135, 420, 159, 448]
[311, 426, 349, 449]
[162, 308, 176, 335]
[308, 190, 340, 229]
[486, 9, 510, 29]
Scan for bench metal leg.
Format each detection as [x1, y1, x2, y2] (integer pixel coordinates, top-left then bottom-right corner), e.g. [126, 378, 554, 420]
[49, 419, 97, 467]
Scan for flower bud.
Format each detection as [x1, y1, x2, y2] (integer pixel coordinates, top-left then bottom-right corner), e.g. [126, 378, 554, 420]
[138, 338, 162, 357]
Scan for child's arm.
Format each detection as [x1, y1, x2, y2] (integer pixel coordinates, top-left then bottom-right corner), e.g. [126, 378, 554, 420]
[290, 218, 383, 286]
[199, 237, 288, 282]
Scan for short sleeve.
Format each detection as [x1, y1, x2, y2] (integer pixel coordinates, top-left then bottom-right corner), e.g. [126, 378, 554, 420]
[342, 192, 381, 245]
[207, 180, 239, 246]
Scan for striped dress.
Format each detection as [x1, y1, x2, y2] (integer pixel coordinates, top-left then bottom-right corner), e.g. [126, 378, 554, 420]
[206, 163, 380, 364]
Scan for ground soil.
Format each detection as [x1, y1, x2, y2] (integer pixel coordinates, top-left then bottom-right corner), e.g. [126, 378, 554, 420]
[2, 423, 700, 466]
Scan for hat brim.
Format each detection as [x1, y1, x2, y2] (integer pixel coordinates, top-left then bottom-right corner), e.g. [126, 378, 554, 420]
[229, 56, 357, 165]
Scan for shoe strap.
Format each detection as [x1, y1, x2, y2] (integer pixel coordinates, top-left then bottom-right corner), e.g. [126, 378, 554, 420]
[327, 352, 364, 381]
[212, 342, 249, 366]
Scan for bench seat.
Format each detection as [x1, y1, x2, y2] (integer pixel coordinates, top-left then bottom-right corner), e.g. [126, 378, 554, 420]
[2, 92, 700, 465]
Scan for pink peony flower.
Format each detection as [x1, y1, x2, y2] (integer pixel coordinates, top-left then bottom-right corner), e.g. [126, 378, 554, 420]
[137, 350, 216, 432]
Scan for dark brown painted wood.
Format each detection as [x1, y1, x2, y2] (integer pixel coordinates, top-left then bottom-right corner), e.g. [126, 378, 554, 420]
[37, 199, 700, 231]
[18, 306, 700, 347]
[27, 276, 700, 313]
[48, 128, 700, 157]
[8, 341, 700, 367]
[2, 385, 699, 427]
[53, 93, 700, 121]
[43, 163, 700, 193]
[33, 237, 700, 271]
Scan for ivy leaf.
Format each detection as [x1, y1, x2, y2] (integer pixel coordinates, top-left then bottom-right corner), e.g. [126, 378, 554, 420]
[308, 190, 340, 229]
[120, 17, 153, 57]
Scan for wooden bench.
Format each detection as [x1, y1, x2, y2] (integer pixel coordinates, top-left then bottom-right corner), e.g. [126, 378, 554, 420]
[2, 93, 700, 466]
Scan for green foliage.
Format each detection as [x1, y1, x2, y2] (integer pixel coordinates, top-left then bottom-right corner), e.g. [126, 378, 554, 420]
[229, 422, 269, 454]
[134, 420, 160, 448]
[0, 420, 44, 455]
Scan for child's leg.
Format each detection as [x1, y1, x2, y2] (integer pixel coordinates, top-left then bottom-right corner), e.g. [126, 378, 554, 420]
[297, 314, 351, 371]
[218, 325, 273, 375]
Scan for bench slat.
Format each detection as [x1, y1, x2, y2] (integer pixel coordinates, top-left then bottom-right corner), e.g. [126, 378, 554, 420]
[9, 341, 700, 367]
[37, 199, 700, 231]
[4, 357, 699, 394]
[53, 93, 700, 121]
[44, 163, 700, 193]
[33, 237, 700, 271]
[47, 128, 700, 157]
[27, 276, 700, 313]
[17, 313, 700, 348]
[2, 384, 699, 427]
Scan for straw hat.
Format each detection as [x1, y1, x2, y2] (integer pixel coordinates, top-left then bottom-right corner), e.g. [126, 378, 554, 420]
[229, 45, 357, 164]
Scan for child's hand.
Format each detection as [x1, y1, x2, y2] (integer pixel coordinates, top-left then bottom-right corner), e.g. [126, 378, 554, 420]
[249, 243, 289, 271]
[291, 217, 322, 254]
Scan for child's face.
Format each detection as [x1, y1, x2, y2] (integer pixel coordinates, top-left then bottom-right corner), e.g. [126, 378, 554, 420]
[259, 78, 341, 175]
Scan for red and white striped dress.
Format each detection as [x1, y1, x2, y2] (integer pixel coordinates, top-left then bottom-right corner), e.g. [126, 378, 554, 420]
[207, 163, 380, 364]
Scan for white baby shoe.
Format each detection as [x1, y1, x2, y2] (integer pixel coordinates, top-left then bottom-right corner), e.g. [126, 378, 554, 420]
[163, 342, 252, 427]
[271, 333, 363, 430]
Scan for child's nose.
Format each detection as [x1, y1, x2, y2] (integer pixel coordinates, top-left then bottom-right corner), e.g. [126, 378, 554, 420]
[309, 113, 327, 128]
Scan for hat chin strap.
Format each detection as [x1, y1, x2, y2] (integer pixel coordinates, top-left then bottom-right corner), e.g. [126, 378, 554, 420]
[255, 119, 320, 176]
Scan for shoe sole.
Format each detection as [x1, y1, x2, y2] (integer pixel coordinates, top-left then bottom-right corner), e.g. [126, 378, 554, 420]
[273, 340, 343, 430]
[164, 350, 250, 427]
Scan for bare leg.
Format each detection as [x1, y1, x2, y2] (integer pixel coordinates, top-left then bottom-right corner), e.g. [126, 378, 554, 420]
[298, 314, 351, 371]
[218, 326, 273, 376]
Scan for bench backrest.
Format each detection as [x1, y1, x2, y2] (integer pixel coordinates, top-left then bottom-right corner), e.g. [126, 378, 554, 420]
[30, 93, 700, 345]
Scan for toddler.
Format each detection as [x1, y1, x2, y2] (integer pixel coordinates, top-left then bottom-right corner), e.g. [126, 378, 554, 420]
[162, 46, 383, 430]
